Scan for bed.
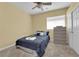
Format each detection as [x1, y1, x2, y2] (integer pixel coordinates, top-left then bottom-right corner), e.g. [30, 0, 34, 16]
[16, 31, 50, 57]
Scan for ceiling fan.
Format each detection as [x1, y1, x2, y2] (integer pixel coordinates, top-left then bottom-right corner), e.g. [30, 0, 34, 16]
[32, 2, 52, 10]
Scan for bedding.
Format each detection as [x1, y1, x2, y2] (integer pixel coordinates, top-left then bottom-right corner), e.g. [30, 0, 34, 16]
[16, 31, 50, 57]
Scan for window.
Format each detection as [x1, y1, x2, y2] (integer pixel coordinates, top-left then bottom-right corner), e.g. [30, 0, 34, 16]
[47, 15, 65, 29]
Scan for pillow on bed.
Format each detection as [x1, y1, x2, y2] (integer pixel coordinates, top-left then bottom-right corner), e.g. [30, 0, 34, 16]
[40, 32, 44, 36]
[25, 36, 36, 40]
[35, 31, 49, 36]
[34, 32, 40, 36]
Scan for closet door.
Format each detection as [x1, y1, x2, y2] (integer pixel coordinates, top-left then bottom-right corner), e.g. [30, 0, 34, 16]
[67, 6, 79, 51]
[76, 7, 79, 33]
[72, 6, 79, 53]
[72, 8, 77, 49]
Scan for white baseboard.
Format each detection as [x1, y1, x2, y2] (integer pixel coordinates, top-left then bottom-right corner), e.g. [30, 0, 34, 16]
[0, 43, 15, 52]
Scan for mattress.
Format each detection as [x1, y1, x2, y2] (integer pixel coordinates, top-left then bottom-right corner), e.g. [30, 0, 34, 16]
[16, 45, 38, 57]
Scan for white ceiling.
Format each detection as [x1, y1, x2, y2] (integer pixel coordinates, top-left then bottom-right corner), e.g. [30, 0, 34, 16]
[11, 2, 71, 15]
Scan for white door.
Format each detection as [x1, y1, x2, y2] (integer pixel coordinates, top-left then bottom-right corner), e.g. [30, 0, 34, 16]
[71, 6, 79, 54]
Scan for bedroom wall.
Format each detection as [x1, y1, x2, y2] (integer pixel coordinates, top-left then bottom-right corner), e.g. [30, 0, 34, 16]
[32, 8, 68, 38]
[0, 3, 32, 49]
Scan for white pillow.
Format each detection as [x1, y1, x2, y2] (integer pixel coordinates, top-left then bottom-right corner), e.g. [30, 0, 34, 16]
[26, 37, 36, 40]
[40, 32, 44, 36]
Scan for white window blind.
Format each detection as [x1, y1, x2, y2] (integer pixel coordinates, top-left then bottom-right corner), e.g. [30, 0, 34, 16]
[47, 15, 65, 29]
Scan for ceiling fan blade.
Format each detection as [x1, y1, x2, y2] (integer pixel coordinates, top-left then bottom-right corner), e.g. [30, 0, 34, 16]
[42, 2, 52, 5]
[32, 2, 52, 10]
[32, 6, 36, 9]
[32, 5, 38, 9]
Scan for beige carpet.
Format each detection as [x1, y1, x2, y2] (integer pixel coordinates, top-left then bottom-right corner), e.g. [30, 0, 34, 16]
[0, 39, 79, 57]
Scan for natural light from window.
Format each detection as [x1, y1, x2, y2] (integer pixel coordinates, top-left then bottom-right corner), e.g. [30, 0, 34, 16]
[47, 15, 65, 29]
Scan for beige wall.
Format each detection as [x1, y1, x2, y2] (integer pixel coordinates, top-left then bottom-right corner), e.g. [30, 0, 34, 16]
[67, 3, 79, 14]
[32, 8, 68, 38]
[0, 3, 32, 48]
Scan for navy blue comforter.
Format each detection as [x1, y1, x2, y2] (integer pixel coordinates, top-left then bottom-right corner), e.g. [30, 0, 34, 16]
[16, 35, 50, 57]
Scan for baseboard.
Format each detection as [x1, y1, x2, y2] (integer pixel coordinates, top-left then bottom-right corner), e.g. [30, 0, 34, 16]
[0, 43, 15, 52]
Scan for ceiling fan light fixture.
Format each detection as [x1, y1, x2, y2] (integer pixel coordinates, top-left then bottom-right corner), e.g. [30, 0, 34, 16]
[32, 2, 52, 11]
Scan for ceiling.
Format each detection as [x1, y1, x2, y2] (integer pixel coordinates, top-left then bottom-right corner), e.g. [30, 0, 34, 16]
[11, 2, 71, 15]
